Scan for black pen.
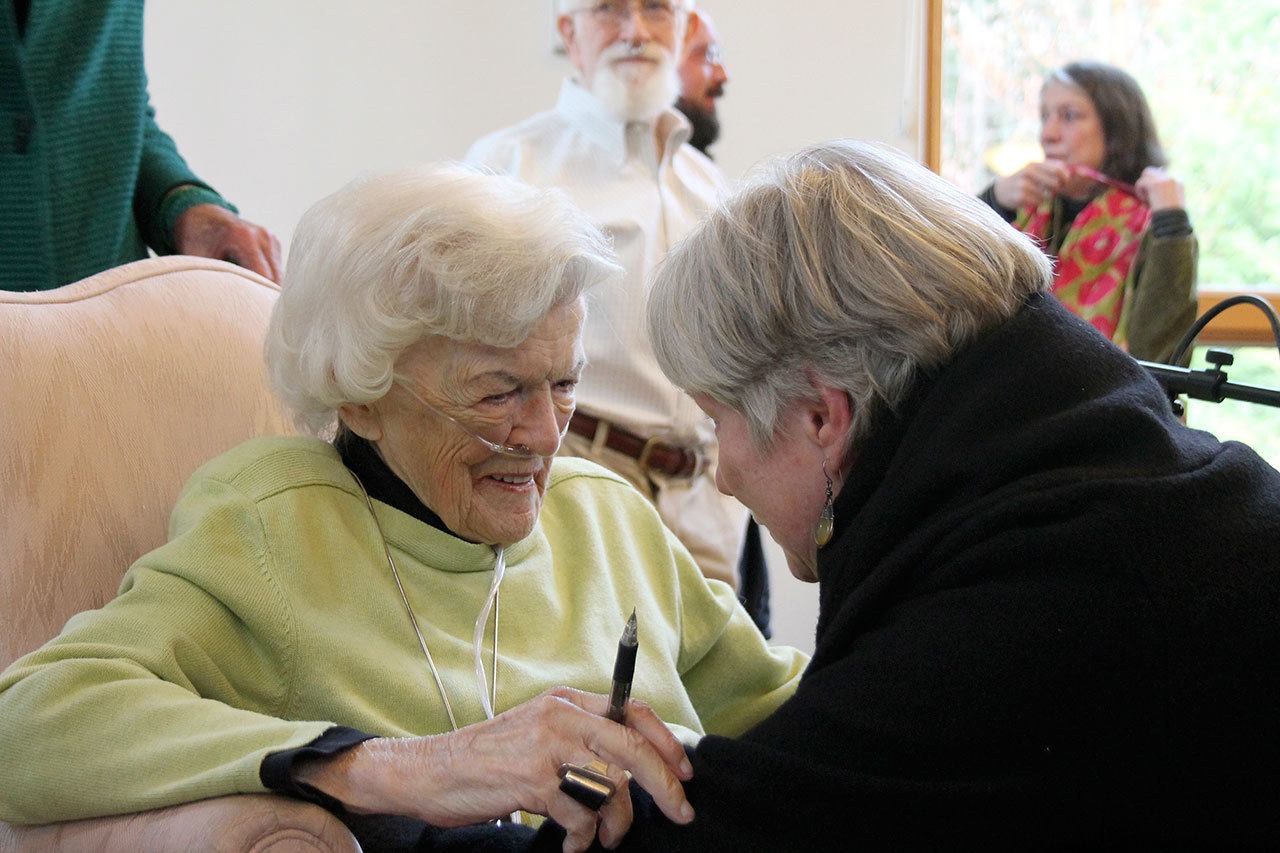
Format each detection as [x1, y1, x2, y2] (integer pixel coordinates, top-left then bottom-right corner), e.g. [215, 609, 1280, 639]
[606, 609, 638, 724]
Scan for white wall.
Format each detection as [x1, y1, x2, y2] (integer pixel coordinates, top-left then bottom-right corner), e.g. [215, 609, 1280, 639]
[144, 0, 928, 655]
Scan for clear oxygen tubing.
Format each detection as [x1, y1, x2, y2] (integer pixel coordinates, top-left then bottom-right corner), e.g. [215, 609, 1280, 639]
[472, 544, 506, 721]
[473, 544, 521, 826]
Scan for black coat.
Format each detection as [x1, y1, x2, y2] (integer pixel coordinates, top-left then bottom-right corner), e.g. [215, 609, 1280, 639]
[597, 294, 1280, 850]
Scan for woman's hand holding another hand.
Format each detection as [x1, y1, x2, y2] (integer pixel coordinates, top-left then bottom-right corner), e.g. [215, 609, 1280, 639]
[993, 159, 1070, 210]
[296, 687, 695, 852]
[1135, 166, 1185, 212]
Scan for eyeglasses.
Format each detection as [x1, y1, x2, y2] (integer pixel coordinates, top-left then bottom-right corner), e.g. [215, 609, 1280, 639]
[701, 42, 724, 67]
[574, 0, 685, 29]
[394, 379, 572, 460]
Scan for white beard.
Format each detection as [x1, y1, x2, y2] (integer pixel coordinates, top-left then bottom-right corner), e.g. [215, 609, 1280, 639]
[589, 42, 680, 124]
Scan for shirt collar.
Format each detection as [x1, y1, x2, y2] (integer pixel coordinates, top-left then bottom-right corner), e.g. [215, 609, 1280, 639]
[555, 77, 692, 167]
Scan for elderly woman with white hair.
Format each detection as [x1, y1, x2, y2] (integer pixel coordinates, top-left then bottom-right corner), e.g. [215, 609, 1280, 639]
[558, 141, 1280, 850]
[0, 164, 807, 851]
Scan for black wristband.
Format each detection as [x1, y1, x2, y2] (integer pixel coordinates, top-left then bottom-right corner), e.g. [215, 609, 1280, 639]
[260, 725, 376, 811]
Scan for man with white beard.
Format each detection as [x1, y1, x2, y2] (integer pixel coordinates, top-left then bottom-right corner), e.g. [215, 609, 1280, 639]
[468, 0, 748, 589]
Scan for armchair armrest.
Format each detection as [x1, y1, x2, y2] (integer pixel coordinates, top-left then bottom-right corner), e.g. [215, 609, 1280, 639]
[0, 793, 359, 852]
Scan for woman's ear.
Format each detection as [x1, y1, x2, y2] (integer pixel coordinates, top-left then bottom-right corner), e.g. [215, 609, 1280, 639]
[338, 402, 383, 442]
[800, 371, 853, 457]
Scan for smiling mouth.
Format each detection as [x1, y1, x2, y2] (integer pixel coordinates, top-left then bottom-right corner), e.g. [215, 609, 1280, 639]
[486, 472, 538, 487]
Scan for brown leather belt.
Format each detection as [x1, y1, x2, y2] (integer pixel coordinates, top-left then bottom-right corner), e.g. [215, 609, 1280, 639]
[567, 411, 704, 479]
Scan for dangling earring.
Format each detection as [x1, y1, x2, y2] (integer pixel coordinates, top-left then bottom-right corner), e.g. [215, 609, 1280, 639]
[814, 459, 835, 546]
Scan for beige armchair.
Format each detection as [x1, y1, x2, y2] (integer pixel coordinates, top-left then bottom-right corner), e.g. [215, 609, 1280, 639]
[0, 258, 359, 852]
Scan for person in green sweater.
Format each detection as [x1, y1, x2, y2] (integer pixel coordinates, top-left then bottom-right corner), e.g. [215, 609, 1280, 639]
[0, 163, 807, 852]
[1, 0, 280, 290]
[978, 61, 1198, 363]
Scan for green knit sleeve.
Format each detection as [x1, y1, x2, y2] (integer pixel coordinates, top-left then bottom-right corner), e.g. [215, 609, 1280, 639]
[1123, 230, 1199, 364]
[0, 474, 332, 825]
[671, 537, 809, 739]
[132, 97, 237, 256]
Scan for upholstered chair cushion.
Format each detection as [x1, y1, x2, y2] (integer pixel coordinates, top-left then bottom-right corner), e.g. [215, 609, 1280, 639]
[1, 257, 356, 851]
[0, 257, 293, 668]
[0, 794, 360, 853]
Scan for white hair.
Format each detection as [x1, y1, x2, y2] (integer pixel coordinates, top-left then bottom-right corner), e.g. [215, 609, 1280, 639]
[559, 0, 694, 93]
[267, 163, 621, 435]
[589, 42, 681, 122]
[558, 0, 695, 14]
[647, 140, 1052, 450]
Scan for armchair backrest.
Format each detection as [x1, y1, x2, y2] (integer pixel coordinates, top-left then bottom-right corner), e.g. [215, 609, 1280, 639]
[0, 257, 293, 668]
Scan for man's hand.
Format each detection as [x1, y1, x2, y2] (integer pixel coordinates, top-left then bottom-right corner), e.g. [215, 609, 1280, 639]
[174, 203, 283, 281]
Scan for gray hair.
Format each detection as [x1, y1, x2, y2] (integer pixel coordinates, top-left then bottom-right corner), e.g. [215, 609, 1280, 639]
[267, 163, 621, 435]
[647, 140, 1051, 450]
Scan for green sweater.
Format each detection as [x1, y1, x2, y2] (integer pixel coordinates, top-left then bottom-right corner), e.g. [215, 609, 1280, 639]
[0, 0, 235, 291]
[0, 437, 808, 825]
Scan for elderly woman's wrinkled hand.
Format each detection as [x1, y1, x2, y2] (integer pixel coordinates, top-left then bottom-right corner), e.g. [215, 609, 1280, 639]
[449, 687, 695, 851]
[993, 159, 1070, 211]
[296, 687, 694, 852]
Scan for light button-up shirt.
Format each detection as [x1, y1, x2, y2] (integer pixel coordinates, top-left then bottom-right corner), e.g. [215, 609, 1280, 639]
[467, 79, 724, 446]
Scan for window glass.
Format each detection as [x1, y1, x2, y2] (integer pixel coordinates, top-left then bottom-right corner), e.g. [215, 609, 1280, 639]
[1186, 347, 1280, 469]
[941, 0, 1280, 288]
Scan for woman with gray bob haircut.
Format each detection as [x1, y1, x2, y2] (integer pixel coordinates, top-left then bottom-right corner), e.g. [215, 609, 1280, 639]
[650, 140, 1050, 455]
[0, 163, 808, 853]
[606, 140, 1280, 848]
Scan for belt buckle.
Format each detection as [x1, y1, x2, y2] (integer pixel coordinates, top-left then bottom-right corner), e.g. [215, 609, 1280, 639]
[688, 445, 706, 479]
[637, 435, 665, 479]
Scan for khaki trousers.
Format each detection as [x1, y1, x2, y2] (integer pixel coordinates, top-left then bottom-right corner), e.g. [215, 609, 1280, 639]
[560, 430, 748, 588]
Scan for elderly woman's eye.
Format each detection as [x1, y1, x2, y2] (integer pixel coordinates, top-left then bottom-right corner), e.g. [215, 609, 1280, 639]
[482, 389, 516, 405]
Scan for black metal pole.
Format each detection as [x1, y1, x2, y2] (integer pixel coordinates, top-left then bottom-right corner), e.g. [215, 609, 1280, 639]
[1138, 360, 1280, 409]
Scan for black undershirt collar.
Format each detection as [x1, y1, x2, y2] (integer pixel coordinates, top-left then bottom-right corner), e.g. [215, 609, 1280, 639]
[334, 428, 452, 536]
[1061, 194, 1088, 224]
